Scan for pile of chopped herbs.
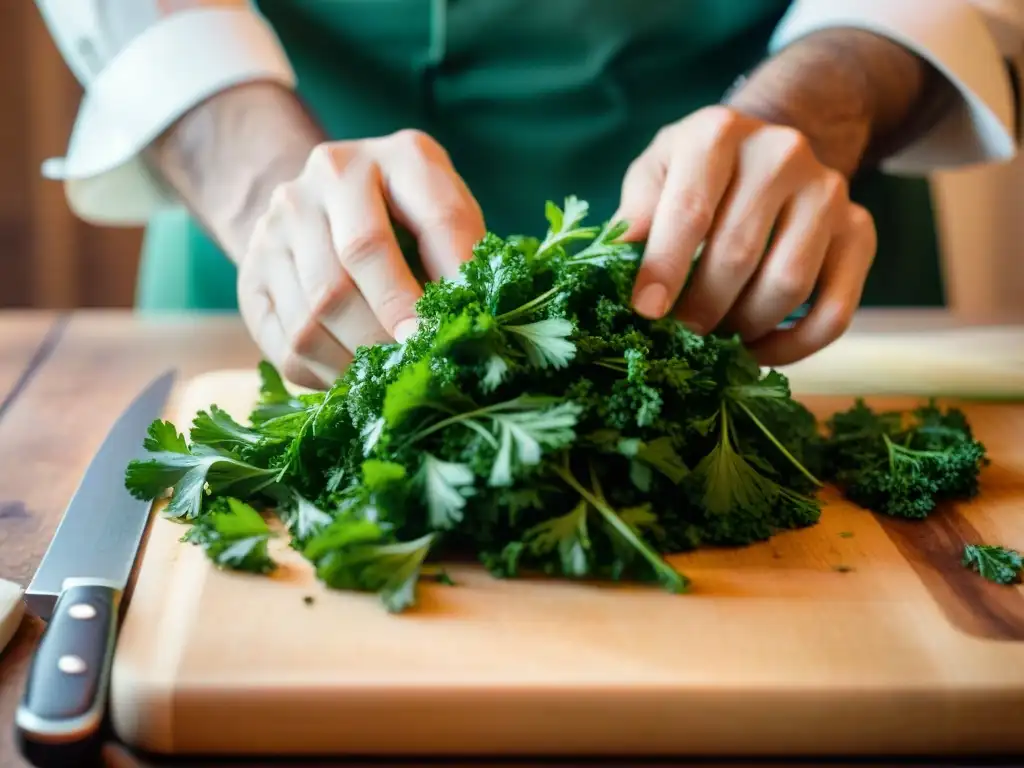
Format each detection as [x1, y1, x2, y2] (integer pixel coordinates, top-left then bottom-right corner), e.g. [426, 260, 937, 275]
[124, 196, 993, 612]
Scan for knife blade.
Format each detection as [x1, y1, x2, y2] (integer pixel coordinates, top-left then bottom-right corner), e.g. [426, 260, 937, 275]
[15, 369, 176, 766]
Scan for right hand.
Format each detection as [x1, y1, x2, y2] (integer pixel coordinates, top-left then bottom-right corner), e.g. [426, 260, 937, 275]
[237, 129, 486, 388]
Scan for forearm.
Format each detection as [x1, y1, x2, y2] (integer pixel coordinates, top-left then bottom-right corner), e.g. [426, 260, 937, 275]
[146, 81, 325, 261]
[725, 28, 954, 177]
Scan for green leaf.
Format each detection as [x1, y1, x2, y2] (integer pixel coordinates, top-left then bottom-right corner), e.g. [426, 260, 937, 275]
[693, 407, 778, 516]
[382, 358, 435, 428]
[415, 453, 475, 530]
[278, 493, 333, 543]
[190, 406, 264, 453]
[142, 420, 189, 454]
[487, 400, 582, 486]
[311, 529, 437, 613]
[635, 437, 689, 484]
[482, 354, 511, 392]
[504, 318, 576, 369]
[962, 543, 1023, 585]
[521, 500, 591, 577]
[125, 436, 278, 520]
[182, 497, 276, 574]
[362, 459, 406, 491]
[251, 361, 306, 423]
[536, 196, 599, 257]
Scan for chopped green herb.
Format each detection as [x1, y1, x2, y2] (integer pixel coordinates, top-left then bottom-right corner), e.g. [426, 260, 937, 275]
[821, 399, 988, 519]
[124, 196, 990, 612]
[962, 544, 1023, 585]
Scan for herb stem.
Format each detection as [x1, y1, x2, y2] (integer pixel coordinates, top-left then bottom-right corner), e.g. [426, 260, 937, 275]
[593, 361, 628, 373]
[553, 459, 688, 593]
[407, 396, 550, 444]
[495, 287, 560, 324]
[732, 399, 823, 487]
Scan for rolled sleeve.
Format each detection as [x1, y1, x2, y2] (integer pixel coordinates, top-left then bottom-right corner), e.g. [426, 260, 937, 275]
[36, 4, 296, 225]
[769, 0, 1021, 174]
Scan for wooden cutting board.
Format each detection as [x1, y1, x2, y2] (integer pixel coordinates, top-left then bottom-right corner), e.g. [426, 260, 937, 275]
[109, 362, 1024, 758]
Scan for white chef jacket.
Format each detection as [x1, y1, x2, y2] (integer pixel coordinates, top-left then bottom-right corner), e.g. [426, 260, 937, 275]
[33, 0, 1024, 226]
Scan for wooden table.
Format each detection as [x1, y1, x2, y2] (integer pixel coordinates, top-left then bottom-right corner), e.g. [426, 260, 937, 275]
[0, 311, 260, 768]
[0, 309, 1019, 768]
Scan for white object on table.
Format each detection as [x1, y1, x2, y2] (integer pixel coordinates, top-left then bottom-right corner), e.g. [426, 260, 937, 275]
[1, 577, 25, 654]
[777, 311, 1024, 397]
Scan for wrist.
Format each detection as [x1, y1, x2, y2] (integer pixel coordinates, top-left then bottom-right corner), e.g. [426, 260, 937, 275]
[723, 28, 940, 177]
[147, 81, 325, 261]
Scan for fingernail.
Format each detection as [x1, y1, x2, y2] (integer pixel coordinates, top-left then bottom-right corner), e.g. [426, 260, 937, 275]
[394, 318, 419, 343]
[634, 283, 669, 318]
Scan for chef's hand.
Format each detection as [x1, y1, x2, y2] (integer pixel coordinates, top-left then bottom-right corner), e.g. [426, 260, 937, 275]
[616, 106, 877, 367]
[237, 129, 485, 388]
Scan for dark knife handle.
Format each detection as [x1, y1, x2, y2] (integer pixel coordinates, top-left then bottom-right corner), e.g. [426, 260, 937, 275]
[15, 579, 120, 768]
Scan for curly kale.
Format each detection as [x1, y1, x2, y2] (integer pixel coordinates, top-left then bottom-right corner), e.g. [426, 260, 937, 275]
[124, 196, 990, 612]
[821, 399, 989, 518]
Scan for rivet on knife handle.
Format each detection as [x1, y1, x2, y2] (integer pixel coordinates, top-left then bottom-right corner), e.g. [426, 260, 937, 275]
[15, 578, 120, 764]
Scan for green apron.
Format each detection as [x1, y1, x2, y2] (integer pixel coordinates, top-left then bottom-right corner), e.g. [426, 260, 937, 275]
[136, 0, 944, 313]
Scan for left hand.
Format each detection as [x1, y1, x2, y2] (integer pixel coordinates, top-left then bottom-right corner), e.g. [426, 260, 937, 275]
[615, 105, 877, 367]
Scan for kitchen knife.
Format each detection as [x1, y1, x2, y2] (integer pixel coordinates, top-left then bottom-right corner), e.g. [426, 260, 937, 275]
[15, 370, 176, 768]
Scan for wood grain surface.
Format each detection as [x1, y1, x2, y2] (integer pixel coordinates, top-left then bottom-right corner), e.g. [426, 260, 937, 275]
[0, 312, 259, 768]
[106, 369, 1024, 759]
[1, 309, 1022, 768]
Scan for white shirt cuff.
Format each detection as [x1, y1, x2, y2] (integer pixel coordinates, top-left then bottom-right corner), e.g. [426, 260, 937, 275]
[43, 6, 295, 225]
[768, 0, 1018, 174]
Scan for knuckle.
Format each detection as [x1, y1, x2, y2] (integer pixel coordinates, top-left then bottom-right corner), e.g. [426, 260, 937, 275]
[390, 128, 441, 156]
[773, 126, 812, 164]
[307, 141, 365, 179]
[281, 355, 316, 389]
[309, 275, 353, 317]
[653, 123, 676, 144]
[268, 181, 300, 214]
[717, 228, 764, 275]
[421, 202, 475, 233]
[336, 230, 390, 271]
[308, 142, 339, 173]
[665, 189, 715, 233]
[701, 105, 743, 142]
[375, 289, 417, 329]
[286, 318, 319, 358]
[848, 203, 876, 238]
[820, 170, 849, 209]
[771, 267, 815, 303]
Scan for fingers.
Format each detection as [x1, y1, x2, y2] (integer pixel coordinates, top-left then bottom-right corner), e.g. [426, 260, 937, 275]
[238, 263, 322, 390]
[376, 129, 486, 281]
[672, 126, 819, 335]
[748, 203, 877, 367]
[261, 247, 354, 387]
[287, 199, 392, 354]
[318, 158, 425, 340]
[620, 109, 746, 318]
[724, 171, 846, 341]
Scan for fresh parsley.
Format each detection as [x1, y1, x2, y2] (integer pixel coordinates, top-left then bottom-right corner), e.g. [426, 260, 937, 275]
[124, 196, 990, 612]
